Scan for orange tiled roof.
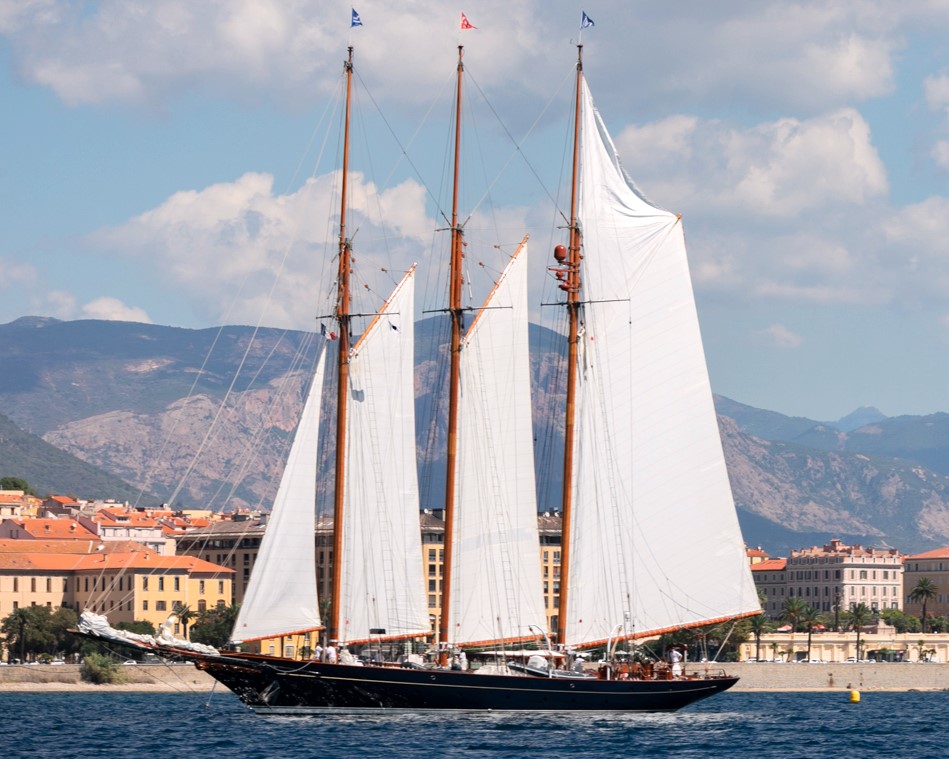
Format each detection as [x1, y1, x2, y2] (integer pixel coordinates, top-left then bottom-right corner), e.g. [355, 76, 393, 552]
[0, 539, 130, 554]
[1, 518, 97, 540]
[751, 558, 787, 571]
[94, 509, 161, 528]
[746, 547, 769, 558]
[0, 551, 232, 574]
[904, 547, 949, 561]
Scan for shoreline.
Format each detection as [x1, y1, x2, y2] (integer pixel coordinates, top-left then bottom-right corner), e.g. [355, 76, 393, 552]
[1, 662, 948, 694]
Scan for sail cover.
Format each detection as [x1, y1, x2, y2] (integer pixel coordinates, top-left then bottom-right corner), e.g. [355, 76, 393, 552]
[232, 348, 327, 643]
[448, 241, 548, 646]
[337, 267, 430, 644]
[563, 80, 760, 647]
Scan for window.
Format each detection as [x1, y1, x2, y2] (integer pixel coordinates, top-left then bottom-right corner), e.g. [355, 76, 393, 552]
[158, 577, 165, 591]
[199, 580, 205, 594]
[218, 581, 224, 594]
[198, 600, 207, 613]
[142, 576, 149, 591]
[46, 578, 51, 592]
[174, 577, 180, 592]
[13, 578, 18, 592]
[143, 600, 149, 611]
[156, 600, 167, 611]
[31, 578, 36, 592]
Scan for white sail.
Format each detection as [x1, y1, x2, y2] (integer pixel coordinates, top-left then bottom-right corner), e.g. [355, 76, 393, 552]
[232, 348, 327, 643]
[563, 80, 759, 647]
[337, 267, 430, 644]
[448, 240, 548, 646]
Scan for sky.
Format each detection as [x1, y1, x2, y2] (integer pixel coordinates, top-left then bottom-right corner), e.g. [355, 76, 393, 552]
[2, 1, 949, 422]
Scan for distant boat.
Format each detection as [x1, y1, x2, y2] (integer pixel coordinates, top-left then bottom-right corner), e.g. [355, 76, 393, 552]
[79, 40, 760, 714]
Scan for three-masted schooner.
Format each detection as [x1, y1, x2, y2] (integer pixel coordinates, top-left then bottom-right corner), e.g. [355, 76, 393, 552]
[78, 40, 760, 713]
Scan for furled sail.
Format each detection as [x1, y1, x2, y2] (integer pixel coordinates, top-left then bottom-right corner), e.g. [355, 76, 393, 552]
[336, 267, 430, 644]
[448, 240, 548, 646]
[232, 347, 327, 643]
[563, 80, 759, 647]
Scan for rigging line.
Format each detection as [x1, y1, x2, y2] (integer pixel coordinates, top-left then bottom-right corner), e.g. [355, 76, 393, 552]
[143, 81, 344, 515]
[203, 329, 316, 513]
[464, 65, 577, 219]
[353, 66, 457, 222]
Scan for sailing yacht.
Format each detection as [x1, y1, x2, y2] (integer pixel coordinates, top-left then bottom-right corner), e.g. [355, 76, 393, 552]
[78, 43, 760, 713]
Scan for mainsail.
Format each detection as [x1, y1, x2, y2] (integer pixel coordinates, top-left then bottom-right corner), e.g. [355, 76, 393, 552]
[448, 240, 547, 646]
[561, 79, 759, 647]
[337, 267, 430, 644]
[232, 348, 327, 643]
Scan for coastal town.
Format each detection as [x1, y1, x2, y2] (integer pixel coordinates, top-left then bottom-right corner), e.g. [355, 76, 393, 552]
[1, 486, 948, 673]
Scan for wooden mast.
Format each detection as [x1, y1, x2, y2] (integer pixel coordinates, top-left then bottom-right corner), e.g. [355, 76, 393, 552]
[438, 44, 465, 663]
[329, 46, 355, 647]
[557, 44, 583, 648]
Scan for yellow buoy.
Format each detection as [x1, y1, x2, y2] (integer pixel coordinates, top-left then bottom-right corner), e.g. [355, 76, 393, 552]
[849, 689, 861, 703]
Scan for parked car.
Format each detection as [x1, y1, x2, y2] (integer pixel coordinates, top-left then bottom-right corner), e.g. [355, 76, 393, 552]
[122, 660, 137, 665]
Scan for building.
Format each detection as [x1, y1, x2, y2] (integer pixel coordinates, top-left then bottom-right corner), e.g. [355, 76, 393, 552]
[0, 517, 97, 542]
[0, 534, 234, 658]
[175, 510, 567, 644]
[78, 509, 172, 555]
[751, 558, 787, 617]
[903, 547, 949, 621]
[751, 539, 903, 619]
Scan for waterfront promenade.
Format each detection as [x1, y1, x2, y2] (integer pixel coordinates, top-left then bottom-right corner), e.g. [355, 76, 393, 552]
[1, 662, 947, 693]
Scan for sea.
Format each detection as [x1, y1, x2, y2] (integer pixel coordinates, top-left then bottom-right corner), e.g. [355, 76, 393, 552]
[1, 690, 944, 758]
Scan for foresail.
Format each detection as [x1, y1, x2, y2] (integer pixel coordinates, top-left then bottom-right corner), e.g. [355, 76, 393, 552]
[563, 80, 759, 647]
[449, 240, 548, 646]
[232, 348, 327, 643]
[338, 267, 430, 644]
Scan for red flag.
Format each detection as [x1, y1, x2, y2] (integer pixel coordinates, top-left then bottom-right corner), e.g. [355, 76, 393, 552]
[460, 12, 476, 30]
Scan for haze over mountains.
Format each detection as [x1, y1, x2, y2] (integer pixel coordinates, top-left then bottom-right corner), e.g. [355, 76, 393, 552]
[1, 316, 947, 555]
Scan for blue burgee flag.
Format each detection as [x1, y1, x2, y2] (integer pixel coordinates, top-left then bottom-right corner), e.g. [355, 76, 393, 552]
[351, 9, 363, 27]
[580, 11, 595, 29]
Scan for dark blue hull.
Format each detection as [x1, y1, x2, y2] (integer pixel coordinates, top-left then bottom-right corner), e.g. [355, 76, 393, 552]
[194, 652, 738, 713]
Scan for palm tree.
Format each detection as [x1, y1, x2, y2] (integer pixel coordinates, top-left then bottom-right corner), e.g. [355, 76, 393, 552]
[843, 603, 874, 660]
[173, 603, 195, 640]
[748, 614, 774, 661]
[910, 577, 938, 633]
[798, 605, 822, 661]
[779, 597, 808, 660]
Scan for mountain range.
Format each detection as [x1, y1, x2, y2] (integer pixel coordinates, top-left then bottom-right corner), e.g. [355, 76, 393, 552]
[1, 316, 947, 555]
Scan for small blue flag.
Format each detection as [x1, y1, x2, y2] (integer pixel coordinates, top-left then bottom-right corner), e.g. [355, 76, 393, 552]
[352, 9, 363, 27]
[580, 11, 595, 29]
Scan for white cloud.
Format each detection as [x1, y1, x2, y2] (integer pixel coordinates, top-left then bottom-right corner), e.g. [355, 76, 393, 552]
[933, 140, 949, 170]
[924, 73, 949, 114]
[756, 324, 804, 349]
[36, 289, 77, 319]
[87, 170, 431, 329]
[0, 258, 37, 287]
[617, 109, 888, 218]
[0, 1, 916, 114]
[80, 297, 152, 323]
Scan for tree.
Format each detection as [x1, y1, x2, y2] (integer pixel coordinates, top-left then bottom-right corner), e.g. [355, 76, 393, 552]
[1, 607, 56, 661]
[748, 614, 774, 661]
[779, 597, 809, 661]
[779, 597, 808, 632]
[843, 603, 874, 660]
[0, 476, 34, 495]
[173, 604, 195, 640]
[798, 605, 822, 661]
[910, 577, 938, 633]
[190, 604, 240, 649]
